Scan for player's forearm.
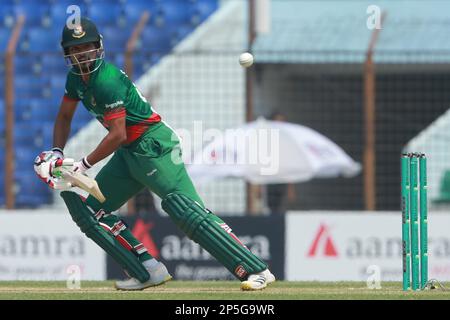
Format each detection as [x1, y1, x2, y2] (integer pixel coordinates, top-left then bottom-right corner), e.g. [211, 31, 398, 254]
[86, 131, 126, 166]
[53, 113, 72, 150]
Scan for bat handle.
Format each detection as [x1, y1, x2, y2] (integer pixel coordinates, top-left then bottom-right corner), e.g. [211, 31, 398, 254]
[52, 158, 75, 179]
[55, 158, 75, 167]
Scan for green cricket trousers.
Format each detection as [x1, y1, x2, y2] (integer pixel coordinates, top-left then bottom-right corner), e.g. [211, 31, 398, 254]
[86, 121, 203, 212]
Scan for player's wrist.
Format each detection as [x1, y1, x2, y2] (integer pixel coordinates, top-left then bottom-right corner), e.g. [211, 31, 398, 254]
[81, 157, 92, 170]
[51, 147, 64, 158]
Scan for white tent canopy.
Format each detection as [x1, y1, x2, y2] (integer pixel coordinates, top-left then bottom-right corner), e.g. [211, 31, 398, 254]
[187, 118, 361, 184]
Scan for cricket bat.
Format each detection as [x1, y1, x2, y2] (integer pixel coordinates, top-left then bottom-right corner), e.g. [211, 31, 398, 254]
[60, 169, 106, 203]
[54, 159, 106, 203]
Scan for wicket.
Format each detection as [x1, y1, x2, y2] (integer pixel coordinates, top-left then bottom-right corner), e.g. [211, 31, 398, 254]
[401, 153, 428, 291]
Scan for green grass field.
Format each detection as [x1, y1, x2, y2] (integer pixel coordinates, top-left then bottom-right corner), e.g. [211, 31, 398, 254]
[0, 281, 449, 300]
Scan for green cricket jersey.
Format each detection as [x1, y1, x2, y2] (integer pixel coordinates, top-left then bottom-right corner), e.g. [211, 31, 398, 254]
[64, 60, 161, 144]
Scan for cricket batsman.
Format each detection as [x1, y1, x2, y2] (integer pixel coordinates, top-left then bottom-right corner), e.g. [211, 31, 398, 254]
[33, 17, 275, 291]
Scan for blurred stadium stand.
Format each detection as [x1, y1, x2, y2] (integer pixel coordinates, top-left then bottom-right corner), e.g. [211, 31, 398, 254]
[4, 0, 450, 214]
[0, 0, 219, 207]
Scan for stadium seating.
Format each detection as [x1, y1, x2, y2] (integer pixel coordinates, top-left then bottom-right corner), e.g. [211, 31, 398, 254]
[0, 4, 15, 29]
[113, 53, 125, 70]
[123, 1, 159, 29]
[88, 3, 124, 27]
[14, 55, 41, 75]
[15, 74, 50, 98]
[15, 170, 52, 207]
[158, 0, 192, 26]
[139, 25, 172, 53]
[0, 0, 219, 207]
[0, 28, 10, 52]
[14, 123, 42, 148]
[13, 99, 31, 122]
[29, 99, 57, 124]
[36, 124, 55, 153]
[14, 3, 50, 27]
[22, 28, 61, 52]
[72, 105, 93, 124]
[0, 100, 4, 131]
[41, 53, 67, 74]
[102, 26, 130, 52]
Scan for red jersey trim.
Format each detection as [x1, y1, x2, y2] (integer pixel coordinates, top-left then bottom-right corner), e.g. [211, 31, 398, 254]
[104, 108, 126, 121]
[125, 112, 162, 144]
[63, 95, 80, 102]
[143, 112, 161, 124]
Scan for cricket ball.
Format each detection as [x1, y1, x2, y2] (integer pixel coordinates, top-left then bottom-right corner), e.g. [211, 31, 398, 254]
[239, 52, 254, 68]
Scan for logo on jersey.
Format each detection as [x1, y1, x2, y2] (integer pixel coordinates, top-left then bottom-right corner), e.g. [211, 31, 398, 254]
[91, 96, 96, 106]
[105, 101, 124, 109]
[76, 90, 84, 100]
[72, 25, 86, 38]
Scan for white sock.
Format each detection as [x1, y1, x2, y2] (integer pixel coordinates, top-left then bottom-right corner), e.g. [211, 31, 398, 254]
[143, 258, 158, 269]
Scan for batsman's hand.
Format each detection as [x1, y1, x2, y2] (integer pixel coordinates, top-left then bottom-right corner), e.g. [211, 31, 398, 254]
[34, 151, 71, 190]
[51, 156, 92, 178]
[71, 157, 92, 174]
[48, 156, 92, 178]
[34, 150, 60, 178]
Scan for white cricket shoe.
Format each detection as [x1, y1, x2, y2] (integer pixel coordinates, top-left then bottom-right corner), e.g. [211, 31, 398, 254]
[115, 262, 172, 291]
[240, 269, 275, 291]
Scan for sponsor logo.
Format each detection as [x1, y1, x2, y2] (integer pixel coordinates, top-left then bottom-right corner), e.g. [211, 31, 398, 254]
[307, 224, 338, 257]
[235, 265, 247, 278]
[161, 235, 211, 261]
[105, 101, 124, 109]
[0, 236, 85, 257]
[306, 223, 450, 260]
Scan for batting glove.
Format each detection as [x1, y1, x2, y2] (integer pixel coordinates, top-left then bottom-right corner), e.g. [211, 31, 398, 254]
[51, 147, 64, 159]
[33, 151, 71, 190]
[71, 157, 93, 174]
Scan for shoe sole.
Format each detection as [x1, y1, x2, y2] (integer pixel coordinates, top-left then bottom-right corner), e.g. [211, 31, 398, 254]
[240, 282, 267, 291]
[240, 278, 275, 291]
[115, 275, 173, 291]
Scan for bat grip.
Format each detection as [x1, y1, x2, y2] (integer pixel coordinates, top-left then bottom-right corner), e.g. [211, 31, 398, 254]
[55, 158, 74, 167]
[54, 158, 64, 167]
